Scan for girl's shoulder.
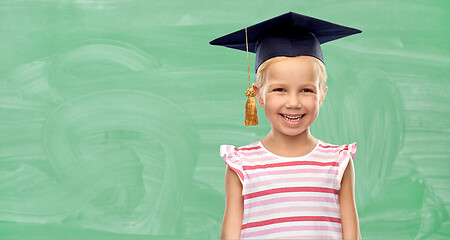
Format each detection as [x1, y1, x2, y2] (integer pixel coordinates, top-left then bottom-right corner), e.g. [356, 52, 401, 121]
[319, 139, 358, 184]
[219, 141, 260, 185]
[219, 141, 261, 158]
[318, 139, 357, 156]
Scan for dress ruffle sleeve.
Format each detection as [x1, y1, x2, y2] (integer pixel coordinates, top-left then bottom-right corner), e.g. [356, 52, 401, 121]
[337, 142, 357, 185]
[220, 145, 244, 185]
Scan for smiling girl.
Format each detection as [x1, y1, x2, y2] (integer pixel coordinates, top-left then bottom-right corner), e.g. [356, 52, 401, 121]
[211, 12, 362, 239]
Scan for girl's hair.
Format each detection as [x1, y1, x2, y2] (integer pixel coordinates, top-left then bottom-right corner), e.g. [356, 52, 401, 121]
[256, 55, 328, 103]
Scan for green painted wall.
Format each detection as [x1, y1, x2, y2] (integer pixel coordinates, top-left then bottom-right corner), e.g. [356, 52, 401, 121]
[0, 0, 448, 239]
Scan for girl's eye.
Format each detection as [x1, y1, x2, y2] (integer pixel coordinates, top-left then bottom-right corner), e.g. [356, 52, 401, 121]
[302, 89, 313, 92]
[273, 88, 285, 92]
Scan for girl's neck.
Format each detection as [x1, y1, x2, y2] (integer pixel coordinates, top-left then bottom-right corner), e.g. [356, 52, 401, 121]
[261, 128, 318, 157]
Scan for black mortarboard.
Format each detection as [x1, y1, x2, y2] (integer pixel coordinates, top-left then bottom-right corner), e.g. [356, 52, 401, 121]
[209, 11, 362, 73]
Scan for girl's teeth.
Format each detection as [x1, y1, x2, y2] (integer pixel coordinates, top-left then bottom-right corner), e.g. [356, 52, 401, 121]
[282, 114, 304, 121]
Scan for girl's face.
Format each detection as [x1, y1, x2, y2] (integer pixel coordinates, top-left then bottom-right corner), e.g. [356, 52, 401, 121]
[254, 56, 326, 137]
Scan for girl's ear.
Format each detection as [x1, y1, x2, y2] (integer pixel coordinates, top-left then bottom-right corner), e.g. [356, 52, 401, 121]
[252, 83, 265, 108]
[319, 86, 328, 107]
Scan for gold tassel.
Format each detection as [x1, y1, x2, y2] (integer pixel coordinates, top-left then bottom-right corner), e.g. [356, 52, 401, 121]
[245, 87, 258, 125]
[244, 27, 258, 126]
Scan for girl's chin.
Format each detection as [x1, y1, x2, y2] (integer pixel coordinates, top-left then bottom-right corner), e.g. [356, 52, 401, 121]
[272, 126, 308, 137]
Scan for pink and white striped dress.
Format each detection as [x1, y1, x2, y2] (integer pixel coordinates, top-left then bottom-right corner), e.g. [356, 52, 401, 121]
[220, 139, 357, 239]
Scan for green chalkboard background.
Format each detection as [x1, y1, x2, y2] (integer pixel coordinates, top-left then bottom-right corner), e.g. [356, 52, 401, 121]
[1, 0, 449, 239]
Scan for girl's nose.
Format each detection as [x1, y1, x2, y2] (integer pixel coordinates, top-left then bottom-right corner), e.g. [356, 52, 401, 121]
[285, 94, 301, 108]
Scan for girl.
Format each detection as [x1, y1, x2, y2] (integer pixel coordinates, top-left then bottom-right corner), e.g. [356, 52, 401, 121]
[210, 12, 362, 239]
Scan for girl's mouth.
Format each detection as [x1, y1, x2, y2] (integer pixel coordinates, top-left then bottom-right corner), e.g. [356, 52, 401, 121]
[280, 114, 305, 122]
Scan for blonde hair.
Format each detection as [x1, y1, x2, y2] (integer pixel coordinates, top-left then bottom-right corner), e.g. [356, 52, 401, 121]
[256, 55, 327, 103]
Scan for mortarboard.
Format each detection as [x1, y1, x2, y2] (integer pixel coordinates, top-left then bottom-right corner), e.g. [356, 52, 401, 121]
[209, 11, 362, 126]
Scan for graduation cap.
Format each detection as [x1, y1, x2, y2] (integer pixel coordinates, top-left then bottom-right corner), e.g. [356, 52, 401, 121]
[209, 11, 362, 126]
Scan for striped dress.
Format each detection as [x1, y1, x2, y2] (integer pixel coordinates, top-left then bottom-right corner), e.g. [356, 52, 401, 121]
[220, 139, 357, 239]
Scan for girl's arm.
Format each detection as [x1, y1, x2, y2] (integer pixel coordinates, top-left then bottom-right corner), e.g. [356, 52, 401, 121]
[339, 156, 362, 239]
[221, 166, 244, 240]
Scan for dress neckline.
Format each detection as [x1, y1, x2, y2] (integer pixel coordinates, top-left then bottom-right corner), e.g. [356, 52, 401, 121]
[258, 139, 321, 159]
